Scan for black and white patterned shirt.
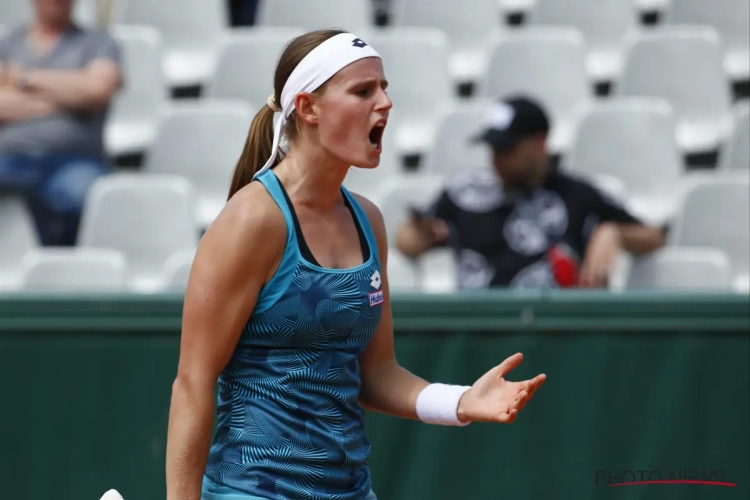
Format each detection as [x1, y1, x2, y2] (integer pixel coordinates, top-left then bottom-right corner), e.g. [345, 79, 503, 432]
[424, 167, 641, 289]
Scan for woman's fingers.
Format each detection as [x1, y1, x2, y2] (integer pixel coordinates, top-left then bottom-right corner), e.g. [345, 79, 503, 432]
[490, 352, 524, 379]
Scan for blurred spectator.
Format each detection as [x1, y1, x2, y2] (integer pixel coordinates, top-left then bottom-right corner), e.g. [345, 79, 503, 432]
[0, 0, 122, 246]
[397, 97, 665, 289]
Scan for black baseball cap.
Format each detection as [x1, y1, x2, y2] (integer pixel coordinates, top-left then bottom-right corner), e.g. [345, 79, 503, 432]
[472, 96, 551, 152]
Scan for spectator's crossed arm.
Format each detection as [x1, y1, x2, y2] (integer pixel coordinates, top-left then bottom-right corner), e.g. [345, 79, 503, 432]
[21, 58, 122, 113]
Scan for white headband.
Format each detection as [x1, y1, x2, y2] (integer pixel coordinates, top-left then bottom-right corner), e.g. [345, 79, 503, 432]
[254, 33, 381, 177]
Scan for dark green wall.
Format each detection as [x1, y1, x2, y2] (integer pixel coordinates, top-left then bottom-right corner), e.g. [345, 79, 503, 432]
[0, 292, 748, 500]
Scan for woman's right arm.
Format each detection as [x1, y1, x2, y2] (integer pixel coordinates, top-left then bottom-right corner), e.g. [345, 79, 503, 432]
[166, 184, 286, 500]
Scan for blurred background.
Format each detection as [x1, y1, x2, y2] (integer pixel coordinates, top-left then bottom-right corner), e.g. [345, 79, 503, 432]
[0, 1, 748, 500]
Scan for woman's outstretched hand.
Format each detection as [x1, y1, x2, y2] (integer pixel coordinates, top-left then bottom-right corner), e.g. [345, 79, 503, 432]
[457, 353, 546, 424]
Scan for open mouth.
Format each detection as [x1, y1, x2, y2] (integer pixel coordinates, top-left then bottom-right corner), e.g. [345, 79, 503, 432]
[369, 124, 385, 152]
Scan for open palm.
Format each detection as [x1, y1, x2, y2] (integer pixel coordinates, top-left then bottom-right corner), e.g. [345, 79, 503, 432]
[457, 353, 546, 424]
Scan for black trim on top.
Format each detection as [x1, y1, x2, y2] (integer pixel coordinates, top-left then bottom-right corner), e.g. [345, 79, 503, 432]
[275, 181, 370, 267]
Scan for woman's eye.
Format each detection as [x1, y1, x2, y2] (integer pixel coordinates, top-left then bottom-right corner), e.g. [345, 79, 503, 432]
[356, 88, 372, 97]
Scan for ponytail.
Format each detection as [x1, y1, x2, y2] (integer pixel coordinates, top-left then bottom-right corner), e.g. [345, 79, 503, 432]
[227, 28, 346, 200]
[228, 104, 277, 200]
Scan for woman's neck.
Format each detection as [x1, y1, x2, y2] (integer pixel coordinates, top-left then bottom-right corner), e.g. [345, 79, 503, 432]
[274, 144, 351, 212]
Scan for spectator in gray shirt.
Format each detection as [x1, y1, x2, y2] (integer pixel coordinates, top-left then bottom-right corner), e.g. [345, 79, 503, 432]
[0, 0, 122, 246]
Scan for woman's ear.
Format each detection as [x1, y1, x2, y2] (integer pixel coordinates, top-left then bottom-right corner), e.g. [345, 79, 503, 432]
[295, 92, 319, 126]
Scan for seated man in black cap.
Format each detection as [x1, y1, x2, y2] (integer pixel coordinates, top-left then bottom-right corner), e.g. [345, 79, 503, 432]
[396, 96, 665, 289]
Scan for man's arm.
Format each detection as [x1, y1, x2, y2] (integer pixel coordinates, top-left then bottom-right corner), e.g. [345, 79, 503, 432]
[21, 59, 122, 112]
[0, 87, 57, 123]
[618, 223, 665, 256]
[395, 190, 453, 259]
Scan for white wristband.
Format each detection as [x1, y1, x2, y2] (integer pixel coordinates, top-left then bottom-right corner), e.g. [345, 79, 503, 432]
[415, 383, 472, 426]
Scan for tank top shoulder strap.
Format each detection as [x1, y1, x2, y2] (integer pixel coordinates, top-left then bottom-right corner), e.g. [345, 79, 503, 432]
[252, 169, 299, 313]
[341, 186, 380, 264]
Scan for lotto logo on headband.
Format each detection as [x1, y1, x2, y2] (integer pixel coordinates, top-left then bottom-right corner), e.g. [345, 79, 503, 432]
[352, 38, 368, 48]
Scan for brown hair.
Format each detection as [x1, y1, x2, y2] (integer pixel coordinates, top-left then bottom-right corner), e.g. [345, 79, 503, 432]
[227, 29, 346, 200]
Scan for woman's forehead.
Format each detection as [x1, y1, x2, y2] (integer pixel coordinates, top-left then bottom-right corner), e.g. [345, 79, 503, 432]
[330, 57, 386, 86]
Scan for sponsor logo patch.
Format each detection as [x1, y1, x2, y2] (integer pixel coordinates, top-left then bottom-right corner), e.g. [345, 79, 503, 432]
[369, 289, 384, 307]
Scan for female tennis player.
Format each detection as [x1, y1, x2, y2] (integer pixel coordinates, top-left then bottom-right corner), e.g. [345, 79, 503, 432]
[164, 29, 546, 500]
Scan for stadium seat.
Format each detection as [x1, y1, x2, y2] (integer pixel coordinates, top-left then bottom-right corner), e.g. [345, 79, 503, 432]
[498, 0, 537, 16]
[106, 25, 168, 156]
[78, 174, 199, 293]
[73, 0, 98, 25]
[20, 248, 127, 292]
[257, 0, 372, 33]
[142, 100, 253, 228]
[719, 101, 750, 172]
[669, 175, 750, 282]
[118, 0, 228, 87]
[0, 197, 38, 291]
[205, 27, 304, 110]
[0, 1, 32, 26]
[476, 27, 591, 154]
[528, 0, 639, 82]
[370, 174, 445, 244]
[418, 248, 458, 293]
[387, 252, 419, 292]
[391, 0, 502, 84]
[665, 0, 750, 81]
[627, 247, 733, 291]
[160, 249, 196, 292]
[633, 0, 671, 14]
[421, 101, 492, 177]
[616, 27, 733, 155]
[566, 97, 685, 226]
[368, 28, 453, 158]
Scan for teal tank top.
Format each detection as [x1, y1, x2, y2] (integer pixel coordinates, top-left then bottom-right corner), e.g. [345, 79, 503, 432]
[204, 170, 383, 499]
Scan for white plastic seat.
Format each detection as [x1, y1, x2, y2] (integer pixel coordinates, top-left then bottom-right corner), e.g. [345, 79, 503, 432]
[391, 0, 502, 83]
[498, 0, 537, 16]
[370, 174, 445, 244]
[616, 27, 733, 155]
[257, 0, 372, 33]
[118, 0, 228, 87]
[634, 0, 671, 13]
[665, 0, 750, 81]
[142, 100, 254, 228]
[418, 248, 458, 293]
[205, 27, 304, 109]
[20, 248, 127, 292]
[0, 1, 32, 26]
[422, 101, 492, 177]
[106, 25, 168, 156]
[477, 28, 591, 154]
[160, 249, 196, 292]
[387, 252, 419, 292]
[566, 97, 685, 226]
[0, 197, 38, 291]
[627, 247, 733, 291]
[669, 175, 750, 280]
[368, 28, 453, 157]
[78, 174, 199, 293]
[529, 0, 639, 82]
[719, 100, 750, 172]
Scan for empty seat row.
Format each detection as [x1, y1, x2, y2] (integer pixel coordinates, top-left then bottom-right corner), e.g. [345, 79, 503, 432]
[102, 94, 749, 236]
[1, 171, 747, 293]
[106, 24, 742, 161]
[5, 0, 746, 86]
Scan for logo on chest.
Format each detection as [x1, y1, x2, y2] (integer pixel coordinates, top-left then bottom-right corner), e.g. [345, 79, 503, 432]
[369, 270, 384, 307]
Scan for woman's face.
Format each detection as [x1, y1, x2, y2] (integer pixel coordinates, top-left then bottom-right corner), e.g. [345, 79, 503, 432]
[304, 57, 392, 169]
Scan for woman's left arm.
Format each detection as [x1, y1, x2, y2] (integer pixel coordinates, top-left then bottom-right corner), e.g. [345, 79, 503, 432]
[355, 195, 429, 419]
[355, 195, 546, 424]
